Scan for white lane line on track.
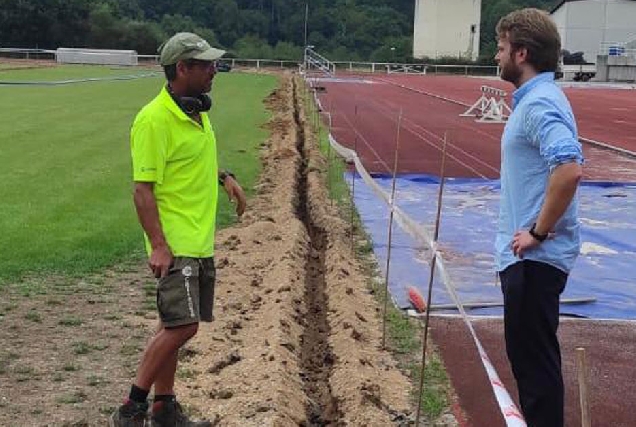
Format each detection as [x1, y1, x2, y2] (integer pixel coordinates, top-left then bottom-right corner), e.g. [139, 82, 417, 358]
[375, 77, 636, 160]
[362, 98, 496, 178]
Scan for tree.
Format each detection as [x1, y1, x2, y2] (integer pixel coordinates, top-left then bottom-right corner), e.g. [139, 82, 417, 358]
[160, 14, 198, 37]
[0, 0, 92, 48]
[212, 0, 240, 47]
[369, 37, 411, 63]
[119, 20, 164, 54]
[272, 41, 302, 60]
[239, 9, 269, 42]
[88, 3, 124, 49]
[232, 34, 273, 58]
[0, 0, 558, 61]
[193, 28, 221, 49]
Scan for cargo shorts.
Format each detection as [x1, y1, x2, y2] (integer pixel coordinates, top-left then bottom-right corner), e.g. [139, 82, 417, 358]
[156, 257, 216, 328]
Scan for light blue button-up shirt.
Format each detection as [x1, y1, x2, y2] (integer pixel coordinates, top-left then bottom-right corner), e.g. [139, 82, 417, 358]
[496, 72, 584, 273]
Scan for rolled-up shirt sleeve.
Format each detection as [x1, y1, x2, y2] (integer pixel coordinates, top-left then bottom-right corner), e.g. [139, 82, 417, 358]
[524, 97, 584, 171]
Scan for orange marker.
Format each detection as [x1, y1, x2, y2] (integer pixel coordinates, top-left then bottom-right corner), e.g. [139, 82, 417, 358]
[408, 286, 427, 313]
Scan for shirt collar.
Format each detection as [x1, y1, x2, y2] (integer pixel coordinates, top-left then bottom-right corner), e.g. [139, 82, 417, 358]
[159, 85, 191, 122]
[512, 72, 555, 107]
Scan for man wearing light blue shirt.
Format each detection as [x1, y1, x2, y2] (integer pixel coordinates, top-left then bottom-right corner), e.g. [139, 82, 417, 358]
[495, 9, 584, 427]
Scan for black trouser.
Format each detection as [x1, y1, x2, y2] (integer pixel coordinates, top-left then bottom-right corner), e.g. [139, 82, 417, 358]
[499, 260, 568, 427]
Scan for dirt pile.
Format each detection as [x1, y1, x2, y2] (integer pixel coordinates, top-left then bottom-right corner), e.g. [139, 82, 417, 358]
[173, 74, 413, 426]
[0, 73, 414, 427]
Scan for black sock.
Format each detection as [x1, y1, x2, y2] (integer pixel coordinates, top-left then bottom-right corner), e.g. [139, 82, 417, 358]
[129, 384, 150, 403]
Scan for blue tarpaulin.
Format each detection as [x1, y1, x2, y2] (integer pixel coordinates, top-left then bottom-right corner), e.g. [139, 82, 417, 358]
[351, 172, 636, 319]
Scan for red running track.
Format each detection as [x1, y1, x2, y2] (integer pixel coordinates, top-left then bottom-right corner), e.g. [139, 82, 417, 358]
[377, 74, 636, 154]
[316, 75, 636, 182]
[314, 75, 636, 426]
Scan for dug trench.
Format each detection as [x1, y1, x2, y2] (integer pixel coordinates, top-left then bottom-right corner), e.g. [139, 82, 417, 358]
[0, 73, 417, 426]
[292, 77, 339, 425]
[168, 74, 414, 425]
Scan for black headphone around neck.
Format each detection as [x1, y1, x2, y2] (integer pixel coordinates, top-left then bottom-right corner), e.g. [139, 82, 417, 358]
[167, 85, 212, 115]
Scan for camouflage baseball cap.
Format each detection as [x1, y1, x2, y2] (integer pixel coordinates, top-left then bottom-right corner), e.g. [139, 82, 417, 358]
[158, 32, 226, 66]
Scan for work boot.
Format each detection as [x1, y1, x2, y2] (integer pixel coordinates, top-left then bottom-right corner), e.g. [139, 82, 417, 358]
[151, 397, 212, 427]
[109, 399, 149, 427]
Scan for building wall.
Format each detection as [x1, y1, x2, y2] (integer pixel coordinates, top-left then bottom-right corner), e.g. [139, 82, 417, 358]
[551, 5, 569, 49]
[553, 0, 636, 63]
[413, 0, 482, 61]
[604, 0, 636, 44]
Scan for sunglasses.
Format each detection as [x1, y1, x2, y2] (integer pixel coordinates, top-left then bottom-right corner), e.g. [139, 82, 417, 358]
[184, 59, 217, 71]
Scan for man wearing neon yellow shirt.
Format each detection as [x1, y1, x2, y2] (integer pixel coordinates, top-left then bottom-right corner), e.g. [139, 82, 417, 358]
[110, 32, 246, 427]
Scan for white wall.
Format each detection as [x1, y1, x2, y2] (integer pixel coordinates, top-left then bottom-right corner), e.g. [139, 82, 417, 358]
[554, 0, 636, 62]
[56, 48, 138, 66]
[552, 7, 568, 48]
[604, 0, 636, 43]
[413, 0, 482, 60]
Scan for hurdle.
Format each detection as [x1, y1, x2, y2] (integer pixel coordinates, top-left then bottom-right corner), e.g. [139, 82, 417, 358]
[386, 64, 427, 75]
[460, 85, 512, 124]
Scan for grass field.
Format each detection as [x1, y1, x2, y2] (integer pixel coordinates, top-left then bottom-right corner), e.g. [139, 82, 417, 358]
[0, 64, 159, 81]
[0, 65, 278, 284]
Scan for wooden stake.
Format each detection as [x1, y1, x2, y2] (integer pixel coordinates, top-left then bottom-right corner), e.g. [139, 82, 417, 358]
[327, 102, 334, 207]
[314, 88, 320, 132]
[576, 347, 592, 427]
[313, 92, 318, 131]
[381, 109, 403, 350]
[416, 133, 448, 425]
[351, 104, 358, 254]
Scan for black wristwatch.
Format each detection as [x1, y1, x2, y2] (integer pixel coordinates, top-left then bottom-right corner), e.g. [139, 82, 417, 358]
[529, 223, 548, 242]
[218, 170, 235, 185]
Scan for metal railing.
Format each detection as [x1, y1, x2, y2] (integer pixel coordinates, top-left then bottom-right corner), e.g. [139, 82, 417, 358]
[0, 48, 56, 61]
[332, 61, 498, 76]
[139, 55, 301, 69]
[303, 46, 336, 76]
[1, 48, 500, 76]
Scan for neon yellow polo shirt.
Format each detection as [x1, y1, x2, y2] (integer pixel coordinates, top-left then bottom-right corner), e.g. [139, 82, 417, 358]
[131, 87, 218, 257]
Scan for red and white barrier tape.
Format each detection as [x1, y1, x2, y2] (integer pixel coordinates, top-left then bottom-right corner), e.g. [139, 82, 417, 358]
[316, 89, 525, 426]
